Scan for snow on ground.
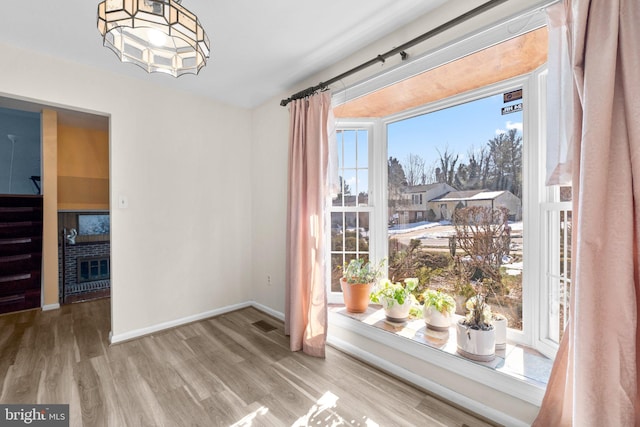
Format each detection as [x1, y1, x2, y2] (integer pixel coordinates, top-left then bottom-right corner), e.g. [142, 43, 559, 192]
[388, 221, 445, 235]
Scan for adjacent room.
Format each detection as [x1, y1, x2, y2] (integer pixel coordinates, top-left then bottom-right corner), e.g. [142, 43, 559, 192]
[0, 0, 637, 426]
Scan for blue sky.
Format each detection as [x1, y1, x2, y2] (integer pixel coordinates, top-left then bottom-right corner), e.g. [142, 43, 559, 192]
[388, 93, 523, 173]
[336, 91, 523, 197]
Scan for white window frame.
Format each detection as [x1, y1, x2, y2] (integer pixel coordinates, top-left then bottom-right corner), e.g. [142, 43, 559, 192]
[328, 121, 385, 304]
[535, 68, 571, 358]
[378, 72, 544, 348]
[328, 7, 564, 357]
[330, 67, 559, 355]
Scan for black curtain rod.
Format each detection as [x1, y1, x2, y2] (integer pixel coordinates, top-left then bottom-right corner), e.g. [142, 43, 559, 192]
[280, 0, 509, 107]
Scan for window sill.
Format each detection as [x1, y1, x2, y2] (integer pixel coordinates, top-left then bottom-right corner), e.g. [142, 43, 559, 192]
[328, 304, 552, 412]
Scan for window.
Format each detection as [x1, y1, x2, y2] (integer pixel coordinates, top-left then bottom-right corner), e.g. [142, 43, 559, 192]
[329, 25, 563, 357]
[386, 88, 525, 335]
[539, 185, 572, 355]
[329, 126, 374, 294]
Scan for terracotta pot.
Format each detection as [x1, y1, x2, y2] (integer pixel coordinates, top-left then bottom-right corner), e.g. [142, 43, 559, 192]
[456, 319, 495, 362]
[381, 297, 412, 322]
[423, 305, 452, 331]
[340, 278, 373, 313]
[493, 314, 507, 350]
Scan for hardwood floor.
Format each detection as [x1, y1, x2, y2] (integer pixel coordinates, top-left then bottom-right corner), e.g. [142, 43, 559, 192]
[0, 299, 496, 426]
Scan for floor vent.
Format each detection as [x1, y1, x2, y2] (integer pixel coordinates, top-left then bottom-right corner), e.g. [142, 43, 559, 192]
[252, 320, 277, 332]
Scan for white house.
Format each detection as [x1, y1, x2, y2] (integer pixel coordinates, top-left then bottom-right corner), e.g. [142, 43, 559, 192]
[430, 189, 522, 221]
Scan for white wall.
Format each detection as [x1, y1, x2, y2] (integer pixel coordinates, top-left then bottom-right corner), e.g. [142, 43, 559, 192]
[0, 42, 253, 338]
[250, 103, 289, 313]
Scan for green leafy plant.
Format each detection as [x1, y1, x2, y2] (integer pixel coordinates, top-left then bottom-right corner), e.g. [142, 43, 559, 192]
[342, 258, 385, 285]
[370, 278, 419, 308]
[423, 289, 456, 316]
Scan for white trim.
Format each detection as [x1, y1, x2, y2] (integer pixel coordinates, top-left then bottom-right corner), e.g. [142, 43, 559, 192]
[332, 4, 552, 109]
[329, 311, 545, 405]
[109, 301, 253, 344]
[327, 333, 532, 427]
[42, 303, 60, 311]
[109, 301, 284, 345]
[250, 301, 285, 321]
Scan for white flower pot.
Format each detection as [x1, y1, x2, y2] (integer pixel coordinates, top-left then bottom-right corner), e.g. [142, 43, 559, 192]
[493, 314, 507, 350]
[423, 305, 452, 331]
[456, 320, 496, 362]
[382, 297, 412, 322]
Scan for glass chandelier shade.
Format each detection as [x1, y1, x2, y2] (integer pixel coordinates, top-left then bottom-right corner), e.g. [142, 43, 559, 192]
[97, 0, 210, 77]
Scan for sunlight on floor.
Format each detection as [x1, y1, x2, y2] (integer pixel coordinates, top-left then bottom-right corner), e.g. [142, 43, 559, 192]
[292, 391, 380, 427]
[230, 406, 269, 427]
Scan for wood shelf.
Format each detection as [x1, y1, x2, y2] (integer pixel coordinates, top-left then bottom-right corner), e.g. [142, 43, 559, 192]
[0, 195, 43, 314]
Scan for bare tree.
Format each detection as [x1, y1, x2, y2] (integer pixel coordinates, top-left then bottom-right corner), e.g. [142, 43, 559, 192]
[436, 147, 459, 187]
[403, 153, 427, 186]
[456, 145, 489, 190]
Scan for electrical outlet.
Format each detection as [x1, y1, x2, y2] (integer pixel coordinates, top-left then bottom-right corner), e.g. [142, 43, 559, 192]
[267, 275, 272, 286]
[118, 195, 129, 209]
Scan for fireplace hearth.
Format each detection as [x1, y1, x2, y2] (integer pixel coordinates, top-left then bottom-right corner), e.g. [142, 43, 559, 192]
[59, 241, 110, 303]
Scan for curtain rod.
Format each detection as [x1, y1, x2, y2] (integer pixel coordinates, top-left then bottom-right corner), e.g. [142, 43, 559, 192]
[280, 0, 509, 107]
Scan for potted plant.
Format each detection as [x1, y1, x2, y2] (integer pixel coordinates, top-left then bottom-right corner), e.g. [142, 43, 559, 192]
[456, 287, 496, 362]
[340, 258, 385, 313]
[370, 278, 418, 322]
[422, 289, 456, 331]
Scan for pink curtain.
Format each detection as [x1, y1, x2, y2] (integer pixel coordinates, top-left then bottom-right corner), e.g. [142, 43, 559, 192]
[285, 91, 334, 358]
[535, 0, 640, 425]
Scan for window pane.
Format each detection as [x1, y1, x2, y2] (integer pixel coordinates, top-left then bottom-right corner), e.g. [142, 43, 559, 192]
[357, 130, 368, 168]
[342, 170, 357, 207]
[357, 169, 369, 206]
[387, 92, 524, 331]
[546, 204, 572, 344]
[342, 130, 356, 168]
[336, 130, 344, 168]
[331, 254, 345, 293]
[331, 212, 344, 252]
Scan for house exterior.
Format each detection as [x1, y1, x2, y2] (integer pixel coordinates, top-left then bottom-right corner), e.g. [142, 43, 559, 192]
[393, 183, 456, 224]
[430, 189, 522, 221]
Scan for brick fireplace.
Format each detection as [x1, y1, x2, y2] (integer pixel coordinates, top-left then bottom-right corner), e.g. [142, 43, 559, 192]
[59, 241, 110, 303]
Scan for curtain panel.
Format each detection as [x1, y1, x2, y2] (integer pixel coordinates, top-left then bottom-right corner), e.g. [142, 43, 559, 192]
[535, 0, 640, 425]
[285, 91, 334, 358]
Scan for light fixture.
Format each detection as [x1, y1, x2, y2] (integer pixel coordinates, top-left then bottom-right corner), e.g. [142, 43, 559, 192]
[97, 0, 210, 77]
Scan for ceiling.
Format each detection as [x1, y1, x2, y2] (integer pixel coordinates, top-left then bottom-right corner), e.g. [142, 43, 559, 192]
[0, 0, 448, 110]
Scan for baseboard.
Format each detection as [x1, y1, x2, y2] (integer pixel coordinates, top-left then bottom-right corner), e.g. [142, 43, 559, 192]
[110, 301, 253, 344]
[250, 301, 285, 321]
[327, 334, 531, 427]
[42, 303, 60, 311]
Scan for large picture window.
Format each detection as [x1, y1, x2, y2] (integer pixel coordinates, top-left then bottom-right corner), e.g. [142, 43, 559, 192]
[328, 26, 568, 358]
[386, 91, 525, 331]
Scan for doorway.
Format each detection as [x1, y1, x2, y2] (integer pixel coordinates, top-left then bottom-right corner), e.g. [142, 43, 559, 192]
[0, 97, 110, 311]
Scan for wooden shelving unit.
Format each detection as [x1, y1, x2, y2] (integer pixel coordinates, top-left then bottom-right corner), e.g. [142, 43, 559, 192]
[0, 195, 43, 314]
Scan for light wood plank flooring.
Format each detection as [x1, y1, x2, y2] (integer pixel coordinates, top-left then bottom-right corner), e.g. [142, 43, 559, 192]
[0, 299, 496, 426]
